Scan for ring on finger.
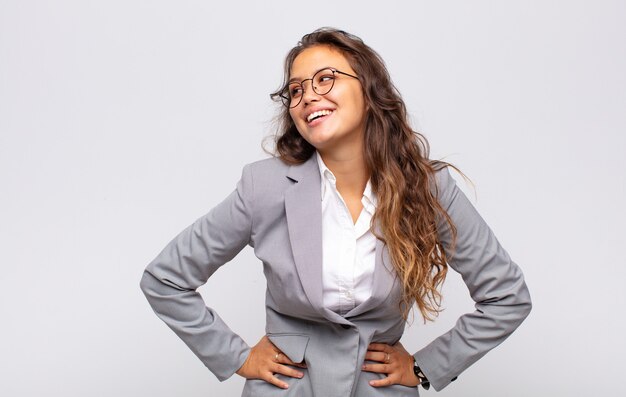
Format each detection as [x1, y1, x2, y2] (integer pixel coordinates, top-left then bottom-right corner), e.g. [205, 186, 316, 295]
[385, 353, 390, 363]
[275, 352, 281, 362]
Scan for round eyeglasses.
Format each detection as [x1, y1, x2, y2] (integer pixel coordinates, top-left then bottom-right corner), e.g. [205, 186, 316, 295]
[274, 67, 359, 108]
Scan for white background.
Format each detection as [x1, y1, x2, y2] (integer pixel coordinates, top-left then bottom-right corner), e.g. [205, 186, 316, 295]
[1, 1, 624, 396]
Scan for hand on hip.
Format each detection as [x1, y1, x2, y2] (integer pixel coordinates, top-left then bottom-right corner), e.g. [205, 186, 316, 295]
[362, 341, 419, 388]
[236, 335, 307, 389]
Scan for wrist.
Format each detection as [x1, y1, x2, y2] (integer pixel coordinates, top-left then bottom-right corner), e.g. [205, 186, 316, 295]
[412, 357, 430, 390]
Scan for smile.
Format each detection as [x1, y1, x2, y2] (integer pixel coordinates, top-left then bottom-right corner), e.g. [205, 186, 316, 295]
[306, 109, 334, 123]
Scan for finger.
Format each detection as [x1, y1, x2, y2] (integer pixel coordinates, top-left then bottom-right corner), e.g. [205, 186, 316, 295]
[275, 352, 301, 366]
[272, 362, 305, 379]
[367, 343, 391, 352]
[363, 351, 376, 361]
[263, 372, 290, 389]
[361, 362, 391, 374]
[364, 351, 390, 363]
[369, 375, 395, 387]
[274, 353, 307, 368]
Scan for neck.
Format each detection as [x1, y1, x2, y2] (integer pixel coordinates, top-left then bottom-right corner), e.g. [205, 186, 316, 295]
[318, 147, 369, 196]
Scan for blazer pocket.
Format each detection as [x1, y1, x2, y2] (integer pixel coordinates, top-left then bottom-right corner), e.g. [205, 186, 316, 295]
[267, 333, 309, 363]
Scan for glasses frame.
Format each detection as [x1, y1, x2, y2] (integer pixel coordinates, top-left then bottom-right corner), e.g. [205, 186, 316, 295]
[275, 67, 359, 109]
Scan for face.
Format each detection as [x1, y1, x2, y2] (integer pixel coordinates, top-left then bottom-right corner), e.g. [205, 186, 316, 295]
[288, 45, 367, 154]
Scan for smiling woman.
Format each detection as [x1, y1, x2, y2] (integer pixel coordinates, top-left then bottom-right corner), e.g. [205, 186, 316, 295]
[140, 27, 532, 396]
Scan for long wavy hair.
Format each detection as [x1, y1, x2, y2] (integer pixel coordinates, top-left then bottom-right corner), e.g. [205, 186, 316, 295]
[269, 28, 457, 322]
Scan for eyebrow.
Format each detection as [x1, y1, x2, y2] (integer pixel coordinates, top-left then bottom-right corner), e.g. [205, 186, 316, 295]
[288, 66, 334, 84]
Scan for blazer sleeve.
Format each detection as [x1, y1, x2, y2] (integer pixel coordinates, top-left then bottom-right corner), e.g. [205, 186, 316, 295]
[139, 164, 254, 381]
[413, 166, 532, 391]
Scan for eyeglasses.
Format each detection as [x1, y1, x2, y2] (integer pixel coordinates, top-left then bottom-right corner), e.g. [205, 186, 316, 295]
[273, 67, 359, 108]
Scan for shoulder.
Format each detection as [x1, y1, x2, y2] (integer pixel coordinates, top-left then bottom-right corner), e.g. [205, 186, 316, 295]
[238, 156, 295, 200]
[431, 161, 454, 189]
[243, 156, 290, 176]
[240, 157, 292, 187]
[430, 161, 460, 209]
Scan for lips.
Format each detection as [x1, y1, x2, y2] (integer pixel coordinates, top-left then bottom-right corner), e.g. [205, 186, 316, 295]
[305, 109, 334, 124]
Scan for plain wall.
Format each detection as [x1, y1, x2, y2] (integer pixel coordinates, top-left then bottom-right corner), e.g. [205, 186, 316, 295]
[1, 1, 624, 395]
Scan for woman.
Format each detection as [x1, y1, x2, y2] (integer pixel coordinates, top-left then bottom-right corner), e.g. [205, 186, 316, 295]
[140, 28, 531, 396]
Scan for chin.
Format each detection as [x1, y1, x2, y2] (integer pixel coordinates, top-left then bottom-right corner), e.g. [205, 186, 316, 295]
[304, 132, 337, 150]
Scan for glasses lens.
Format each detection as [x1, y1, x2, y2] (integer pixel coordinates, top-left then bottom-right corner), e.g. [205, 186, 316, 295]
[286, 83, 303, 108]
[312, 68, 336, 96]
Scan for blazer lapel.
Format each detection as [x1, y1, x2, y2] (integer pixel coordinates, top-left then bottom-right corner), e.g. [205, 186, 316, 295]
[284, 156, 348, 325]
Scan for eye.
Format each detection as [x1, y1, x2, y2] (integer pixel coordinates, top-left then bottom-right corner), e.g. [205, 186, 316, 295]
[288, 83, 303, 98]
[316, 73, 335, 85]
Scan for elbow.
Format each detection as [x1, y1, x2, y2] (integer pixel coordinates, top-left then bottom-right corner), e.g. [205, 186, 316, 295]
[520, 292, 532, 321]
[509, 286, 532, 328]
[139, 269, 157, 298]
[479, 284, 533, 331]
[517, 278, 533, 319]
[508, 275, 533, 325]
[139, 269, 192, 298]
[139, 270, 148, 293]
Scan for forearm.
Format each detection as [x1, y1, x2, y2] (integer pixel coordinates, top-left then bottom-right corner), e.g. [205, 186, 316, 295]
[140, 270, 250, 381]
[414, 282, 531, 390]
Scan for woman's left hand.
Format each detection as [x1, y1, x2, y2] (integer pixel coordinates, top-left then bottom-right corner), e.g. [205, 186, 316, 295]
[362, 342, 420, 387]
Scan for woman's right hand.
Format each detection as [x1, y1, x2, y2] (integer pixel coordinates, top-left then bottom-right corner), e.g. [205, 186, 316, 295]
[236, 335, 307, 389]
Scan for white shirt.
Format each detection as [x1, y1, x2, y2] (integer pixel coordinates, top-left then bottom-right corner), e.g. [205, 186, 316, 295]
[316, 152, 378, 316]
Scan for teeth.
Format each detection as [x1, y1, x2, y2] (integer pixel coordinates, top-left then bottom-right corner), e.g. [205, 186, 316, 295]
[307, 109, 333, 122]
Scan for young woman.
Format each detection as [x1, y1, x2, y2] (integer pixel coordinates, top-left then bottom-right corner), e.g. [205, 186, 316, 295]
[140, 28, 532, 396]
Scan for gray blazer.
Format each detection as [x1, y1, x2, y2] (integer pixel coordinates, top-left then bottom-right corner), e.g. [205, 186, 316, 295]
[140, 155, 531, 396]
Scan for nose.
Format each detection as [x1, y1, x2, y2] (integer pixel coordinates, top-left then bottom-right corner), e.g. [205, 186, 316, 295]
[301, 79, 321, 105]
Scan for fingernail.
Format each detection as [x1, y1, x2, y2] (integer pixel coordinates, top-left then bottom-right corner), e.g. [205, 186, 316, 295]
[369, 380, 375, 386]
[362, 364, 366, 370]
[298, 372, 303, 378]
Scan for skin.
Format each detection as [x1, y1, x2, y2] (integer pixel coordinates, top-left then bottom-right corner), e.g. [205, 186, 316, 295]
[236, 45, 420, 389]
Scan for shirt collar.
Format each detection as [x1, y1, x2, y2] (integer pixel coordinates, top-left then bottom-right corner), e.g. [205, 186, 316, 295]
[316, 151, 334, 200]
[315, 151, 377, 211]
[361, 179, 377, 215]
